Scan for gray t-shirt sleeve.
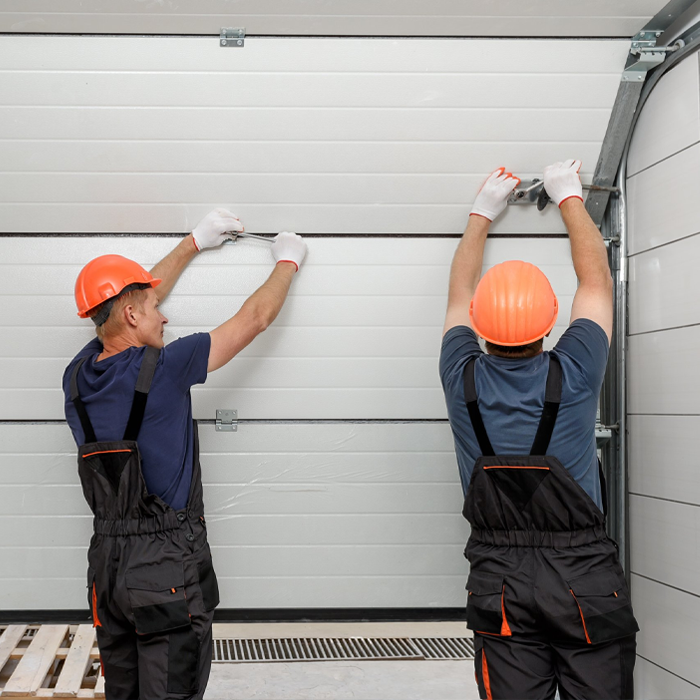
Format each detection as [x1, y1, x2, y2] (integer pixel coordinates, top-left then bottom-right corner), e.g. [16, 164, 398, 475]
[439, 325, 483, 390]
[552, 318, 609, 394]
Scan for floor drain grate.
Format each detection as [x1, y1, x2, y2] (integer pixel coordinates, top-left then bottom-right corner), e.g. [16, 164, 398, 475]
[409, 636, 474, 660]
[212, 637, 474, 663]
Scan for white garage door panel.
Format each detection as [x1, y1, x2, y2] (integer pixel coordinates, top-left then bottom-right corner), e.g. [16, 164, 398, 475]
[0, 236, 576, 265]
[0, 204, 574, 236]
[628, 143, 700, 256]
[0, 237, 576, 420]
[627, 55, 700, 178]
[0, 106, 614, 144]
[0, 423, 469, 609]
[2, 518, 92, 548]
[0, 36, 629, 73]
[633, 574, 700, 688]
[628, 416, 700, 504]
[630, 496, 700, 597]
[0, 174, 598, 209]
[2, 576, 466, 610]
[0, 483, 462, 515]
[3, 514, 465, 548]
[629, 233, 700, 335]
[0, 74, 620, 111]
[218, 577, 464, 609]
[635, 657, 700, 700]
[0, 5, 654, 38]
[0, 141, 608, 176]
[628, 327, 700, 415]
[0, 260, 577, 296]
[0, 36, 626, 234]
[3, 544, 466, 580]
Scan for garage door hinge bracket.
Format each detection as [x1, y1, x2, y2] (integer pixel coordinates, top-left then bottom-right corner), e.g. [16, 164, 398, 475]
[215, 409, 238, 432]
[622, 31, 684, 82]
[220, 27, 245, 48]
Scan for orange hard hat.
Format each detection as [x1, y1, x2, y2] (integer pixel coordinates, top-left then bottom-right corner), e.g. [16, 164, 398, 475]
[469, 260, 558, 346]
[75, 254, 161, 319]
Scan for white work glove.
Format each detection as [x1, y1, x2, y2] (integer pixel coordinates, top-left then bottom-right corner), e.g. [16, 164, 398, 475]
[543, 160, 583, 207]
[471, 167, 521, 222]
[192, 208, 244, 251]
[271, 231, 307, 272]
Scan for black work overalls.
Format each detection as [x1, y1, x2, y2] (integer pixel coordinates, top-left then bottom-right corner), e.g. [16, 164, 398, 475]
[70, 347, 220, 700]
[462, 356, 638, 700]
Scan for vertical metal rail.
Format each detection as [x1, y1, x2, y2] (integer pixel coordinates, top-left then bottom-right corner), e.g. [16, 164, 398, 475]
[602, 163, 629, 574]
[614, 159, 629, 575]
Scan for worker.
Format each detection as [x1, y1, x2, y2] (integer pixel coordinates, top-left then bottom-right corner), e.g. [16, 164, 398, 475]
[440, 162, 639, 699]
[62, 209, 307, 700]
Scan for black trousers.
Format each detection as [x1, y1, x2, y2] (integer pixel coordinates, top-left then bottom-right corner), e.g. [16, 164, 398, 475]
[96, 610, 214, 700]
[474, 633, 636, 700]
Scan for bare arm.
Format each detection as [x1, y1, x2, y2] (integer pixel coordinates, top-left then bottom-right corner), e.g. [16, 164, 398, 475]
[561, 199, 613, 342]
[150, 234, 198, 303]
[150, 209, 243, 302]
[443, 215, 490, 335]
[208, 262, 297, 372]
[443, 168, 520, 336]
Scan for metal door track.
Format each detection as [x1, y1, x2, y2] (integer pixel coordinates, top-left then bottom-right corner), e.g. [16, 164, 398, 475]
[212, 636, 474, 663]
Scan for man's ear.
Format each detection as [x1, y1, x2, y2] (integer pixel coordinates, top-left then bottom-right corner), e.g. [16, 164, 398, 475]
[123, 303, 139, 329]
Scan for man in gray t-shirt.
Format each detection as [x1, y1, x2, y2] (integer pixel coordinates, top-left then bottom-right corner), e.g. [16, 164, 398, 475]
[441, 162, 637, 699]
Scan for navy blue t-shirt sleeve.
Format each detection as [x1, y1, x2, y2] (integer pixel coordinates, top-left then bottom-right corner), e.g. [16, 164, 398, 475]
[161, 333, 211, 393]
[439, 325, 483, 389]
[61, 337, 102, 388]
[552, 319, 609, 393]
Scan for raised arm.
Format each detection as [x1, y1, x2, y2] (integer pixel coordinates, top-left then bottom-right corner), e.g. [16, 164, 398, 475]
[150, 209, 243, 302]
[443, 168, 521, 335]
[207, 232, 307, 372]
[543, 160, 613, 342]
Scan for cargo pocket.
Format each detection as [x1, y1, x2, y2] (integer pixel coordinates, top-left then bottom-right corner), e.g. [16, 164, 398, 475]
[125, 559, 191, 635]
[568, 568, 639, 644]
[196, 555, 220, 612]
[466, 571, 511, 636]
[167, 627, 200, 695]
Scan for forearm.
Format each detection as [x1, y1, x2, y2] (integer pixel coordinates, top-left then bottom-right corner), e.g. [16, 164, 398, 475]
[243, 261, 297, 328]
[150, 234, 198, 302]
[207, 261, 297, 372]
[448, 215, 491, 302]
[560, 199, 611, 285]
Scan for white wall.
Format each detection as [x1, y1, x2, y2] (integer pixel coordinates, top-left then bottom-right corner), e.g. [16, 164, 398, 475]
[0, 34, 628, 611]
[627, 53, 700, 697]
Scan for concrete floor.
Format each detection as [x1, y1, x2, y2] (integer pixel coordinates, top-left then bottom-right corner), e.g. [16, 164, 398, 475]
[204, 623, 479, 700]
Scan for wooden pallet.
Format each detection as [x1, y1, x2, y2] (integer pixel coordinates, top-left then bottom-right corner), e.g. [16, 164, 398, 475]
[0, 625, 103, 698]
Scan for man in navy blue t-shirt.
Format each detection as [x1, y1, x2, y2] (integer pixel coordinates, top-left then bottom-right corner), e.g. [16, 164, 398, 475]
[62, 209, 307, 700]
[440, 163, 637, 699]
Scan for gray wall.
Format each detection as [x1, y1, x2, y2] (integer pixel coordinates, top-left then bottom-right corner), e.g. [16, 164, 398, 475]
[627, 53, 700, 697]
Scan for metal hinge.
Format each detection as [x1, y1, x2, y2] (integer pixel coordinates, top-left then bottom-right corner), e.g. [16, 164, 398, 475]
[622, 30, 684, 81]
[215, 409, 238, 432]
[220, 27, 245, 48]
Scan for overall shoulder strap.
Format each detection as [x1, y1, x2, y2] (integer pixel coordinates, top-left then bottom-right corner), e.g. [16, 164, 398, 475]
[70, 357, 97, 444]
[462, 358, 495, 456]
[530, 354, 563, 456]
[123, 346, 160, 441]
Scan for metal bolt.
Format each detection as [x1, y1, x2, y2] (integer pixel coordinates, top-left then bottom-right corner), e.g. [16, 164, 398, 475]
[237, 39, 243, 45]
[656, 32, 661, 37]
[221, 39, 227, 45]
